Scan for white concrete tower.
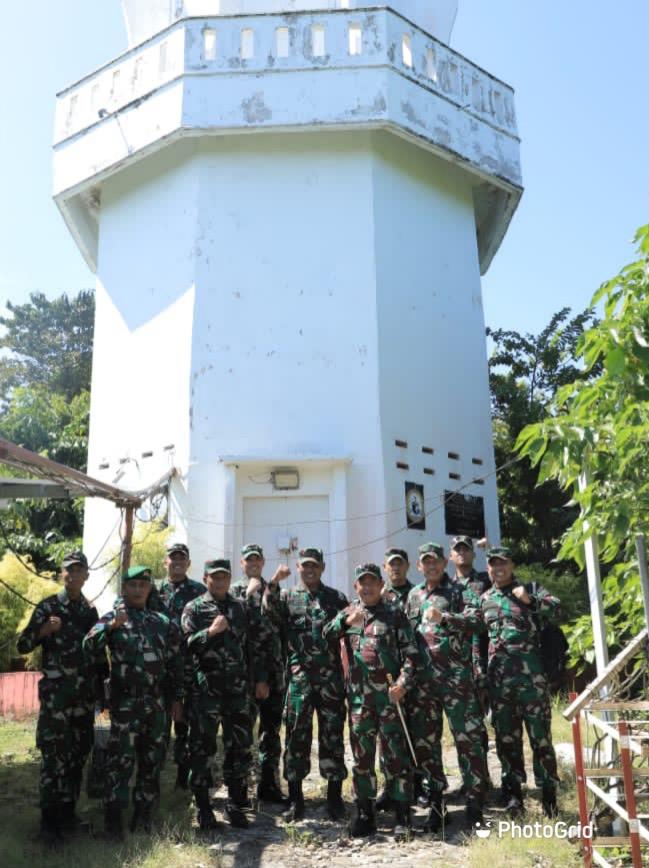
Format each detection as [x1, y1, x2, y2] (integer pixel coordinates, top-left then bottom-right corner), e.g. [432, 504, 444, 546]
[53, 2, 521, 607]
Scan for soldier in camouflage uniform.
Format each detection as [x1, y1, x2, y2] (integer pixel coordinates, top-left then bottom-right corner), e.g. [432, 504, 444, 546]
[449, 535, 492, 790]
[324, 564, 420, 839]
[230, 543, 288, 804]
[156, 541, 205, 789]
[480, 546, 560, 817]
[83, 566, 184, 839]
[406, 542, 488, 832]
[382, 547, 413, 608]
[376, 547, 417, 811]
[182, 558, 271, 830]
[263, 548, 348, 821]
[17, 551, 100, 846]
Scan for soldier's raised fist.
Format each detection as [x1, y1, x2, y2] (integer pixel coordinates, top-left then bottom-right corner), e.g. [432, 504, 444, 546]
[271, 565, 291, 585]
[208, 614, 229, 636]
[346, 606, 365, 627]
[39, 615, 62, 637]
[109, 611, 129, 631]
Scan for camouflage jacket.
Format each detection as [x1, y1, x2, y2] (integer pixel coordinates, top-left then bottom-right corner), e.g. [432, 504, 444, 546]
[156, 576, 205, 625]
[452, 569, 492, 688]
[263, 582, 348, 683]
[181, 591, 269, 691]
[17, 590, 99, 697]
[83, 603, 183, 705]
[382, 579, 413, 609]
[231, 577, 285, 675]
[480, 578, 561, 685]
[406, 575, 484, 677]
[323, 599, 420, 699]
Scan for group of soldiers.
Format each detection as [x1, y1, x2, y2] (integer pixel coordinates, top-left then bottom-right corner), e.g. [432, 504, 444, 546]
[17, 535, 561, 847]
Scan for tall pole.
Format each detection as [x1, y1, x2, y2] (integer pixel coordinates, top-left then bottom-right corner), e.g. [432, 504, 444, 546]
[634, 535, 649, 630]
[120, 504, 135, 576]
[579, 472, 609, 675]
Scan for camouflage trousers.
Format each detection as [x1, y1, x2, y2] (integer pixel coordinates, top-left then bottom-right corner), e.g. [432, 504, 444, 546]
[251, 670, 285, 775]
[410, 672, 488, 803]
[189, 685, 252, 789]
[165, 700, 191, 767]
[283, 672, 347, 783]
[36, 677, 94, 809]
[104, 695, 167, 809]
[349, 686, 412, 803]
[489, 677, 559, 789]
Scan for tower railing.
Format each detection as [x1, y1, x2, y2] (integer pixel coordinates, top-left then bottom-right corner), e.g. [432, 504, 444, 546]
[54, 7, 517, 146]
[565, 629, 649, 868]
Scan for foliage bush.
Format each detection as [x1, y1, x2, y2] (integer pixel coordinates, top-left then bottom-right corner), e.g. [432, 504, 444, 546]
[0, 553, 59, 672]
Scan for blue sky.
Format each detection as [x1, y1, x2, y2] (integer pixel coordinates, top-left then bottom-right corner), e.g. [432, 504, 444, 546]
[0, 1, 646, 337]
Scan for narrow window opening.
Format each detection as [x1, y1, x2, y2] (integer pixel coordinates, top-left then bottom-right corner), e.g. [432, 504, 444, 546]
[348, 23, 362, 56]
[422, 446, 434, 455]
[203, 28, 217, 60]
[426, 47, 437, 81]
[311, 25, 326, 57]
[276, 27, 289, 58]
[402, 34, 412, 68]
[448, 451, 460, 461]
[472, 458, 483, 466]
[449, 472, 461, 481]
[396, 462, 410, 471]
[241, 28, 254, 60]
[423, 468, 435, 476]
[159, 42, 168, 74]
[395, 439, 408, 449]
[141, 451, 154, 459]
[472, 478, 485, 486]
[111, 69, 121, 100]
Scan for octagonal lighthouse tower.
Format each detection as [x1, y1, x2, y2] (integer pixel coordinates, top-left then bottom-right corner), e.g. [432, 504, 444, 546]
[53, 1, 521, 608]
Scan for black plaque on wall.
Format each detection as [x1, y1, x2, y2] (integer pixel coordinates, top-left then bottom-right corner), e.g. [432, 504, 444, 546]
[405, 482, 426, 530]
[444, 491, 485, 538]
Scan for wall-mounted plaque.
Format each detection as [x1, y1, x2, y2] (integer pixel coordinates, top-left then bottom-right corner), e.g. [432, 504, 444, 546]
[444, 490, 485, 538]
[405, 482, 426, 530]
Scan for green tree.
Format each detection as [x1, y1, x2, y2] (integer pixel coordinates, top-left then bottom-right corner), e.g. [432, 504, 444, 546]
[488, 307, 598, 564]
[518, 224, 649, 667]
[0, 291, 94, 405]
[0, 290, 94, 569]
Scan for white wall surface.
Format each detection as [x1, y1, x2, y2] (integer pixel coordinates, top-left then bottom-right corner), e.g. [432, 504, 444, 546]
[83, 130, 496, 603]
[371, 131, 499, 566]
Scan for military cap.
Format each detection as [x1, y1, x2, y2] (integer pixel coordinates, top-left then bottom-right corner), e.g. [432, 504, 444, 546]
[451, 535, 474, 550]
[418, 542, 445, 560]
[384, 547, 409, 563]
[486, 545, 513, 562]
[122, 565, 152, 582]
[167, 541, 190, 556]
[241, 543, 264, 560]
[298, 547, 324, 565]
[204, 558, 232, 575]
[355, 563, 383, 581]
[61, 550, 88, 569]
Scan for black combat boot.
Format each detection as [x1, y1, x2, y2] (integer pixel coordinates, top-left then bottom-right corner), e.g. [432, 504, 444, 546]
[225, 781, 250, 828]
[393, 803, 412, 841]
[349, 800, 376, 837]
[505, 780, 524, 817]
[59, 800, 82, 834]
[422, 794, 450, 834]
[326, 779, 346, 820]
[104, 803, 124, 840]
[375, 788, 392, 812]
[541, 783, 558, 818]
[129, 801, 153, 833]
[175, 763, 190, 791]
[194, 787, 220, 831]
[38, 806, 63, 847]
[499, 779, 511, 807]
[415, 772, 431, 808]
[257, 766, 289, 805]
[282, 781, 305, 821]
[465, 798, 484, 830]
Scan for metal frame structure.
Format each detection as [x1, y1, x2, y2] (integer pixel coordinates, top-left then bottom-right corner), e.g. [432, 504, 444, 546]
[0, 436, 174, 574]
[565, 629, 649, 867]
